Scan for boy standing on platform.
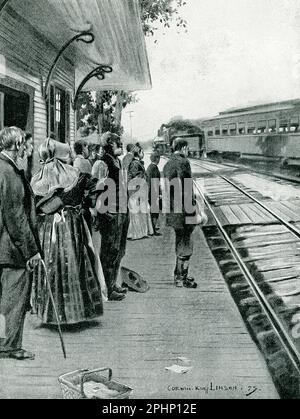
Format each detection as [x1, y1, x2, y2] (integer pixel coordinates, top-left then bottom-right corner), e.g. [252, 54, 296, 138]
[146, 152, 162, 236]
[163, 139, 198, 289]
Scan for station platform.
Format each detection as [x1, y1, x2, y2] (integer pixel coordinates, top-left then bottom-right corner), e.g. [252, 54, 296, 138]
[0, 222, 279, 399]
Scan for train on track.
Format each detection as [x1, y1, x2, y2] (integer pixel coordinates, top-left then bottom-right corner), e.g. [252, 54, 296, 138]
[200, 99, 300, 165]
[153, 126, 205, 158]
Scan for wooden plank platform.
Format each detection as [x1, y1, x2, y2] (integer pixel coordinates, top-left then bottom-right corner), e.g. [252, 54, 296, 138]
[210, 203, 276, 225]
[0, 224, 278, 399]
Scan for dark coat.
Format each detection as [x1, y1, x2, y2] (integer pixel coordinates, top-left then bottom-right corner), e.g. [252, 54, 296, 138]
[122, 153, 134, 172]
[146, 162, 161, 205]
[0, 153, 41, 268]
[101, 153, 127, 213]
[102, 153, 122, 185]
[128, 158, 146, 182]
[146, 163, 161, 182]
[163, 153, 196, 229]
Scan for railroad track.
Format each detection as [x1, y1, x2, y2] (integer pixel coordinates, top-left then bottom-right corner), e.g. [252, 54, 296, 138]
[161, 156, 300, 398]
[191, 156, 300, 186]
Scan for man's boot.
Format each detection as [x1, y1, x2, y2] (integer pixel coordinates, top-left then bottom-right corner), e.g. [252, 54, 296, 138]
[178, 257, 198, 289]
[104, 266, 126, 301]
[174, 258, 185, 288]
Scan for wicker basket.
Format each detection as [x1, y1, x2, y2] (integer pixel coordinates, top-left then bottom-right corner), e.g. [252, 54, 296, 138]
[58, 368, 133, 399]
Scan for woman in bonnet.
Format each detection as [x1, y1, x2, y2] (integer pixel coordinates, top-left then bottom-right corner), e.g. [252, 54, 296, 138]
[30, 138, 106, 326]
[127, 143, 154, 240]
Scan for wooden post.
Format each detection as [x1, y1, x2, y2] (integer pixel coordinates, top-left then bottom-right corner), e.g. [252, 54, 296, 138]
[114, 91, 124, 127]
[96, 91, 104, 135]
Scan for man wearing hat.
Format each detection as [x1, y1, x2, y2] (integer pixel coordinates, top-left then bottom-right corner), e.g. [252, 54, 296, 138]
[122, 143, 134, 172]
[0, 127, 42, 360]
[163, 138, 198, 289]
[96, 132, 129, 301]
[146, 151, 162, 236]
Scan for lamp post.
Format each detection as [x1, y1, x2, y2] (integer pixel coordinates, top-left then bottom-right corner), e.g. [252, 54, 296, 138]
[127, 110, 134, 142]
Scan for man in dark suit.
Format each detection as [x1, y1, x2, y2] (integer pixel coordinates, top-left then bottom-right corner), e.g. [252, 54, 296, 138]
[122, 143, 134, 172]
[146, 152, 162, 236]
[18, 132, 34, 182]
[97, 132, 129, 301]
[0, 127, 41, 360]
[163, 138, 197, 289]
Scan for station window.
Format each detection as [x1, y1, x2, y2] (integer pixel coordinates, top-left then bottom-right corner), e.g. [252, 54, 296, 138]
[215, 127, 221, 136]
[48, 84, 70, 143]
[222, 124, 228, 135]
[257, 121, 267, 134]
[247, 122, 256, 134]
[289, 116, 299, 132]
[238, 122, 246, 134]
[0, 85, 30, 130]
[268, 119, 277, 133]
[208, 128, 214, 137]
[279, 119, 288, 133]
[229, 123, 237, 135]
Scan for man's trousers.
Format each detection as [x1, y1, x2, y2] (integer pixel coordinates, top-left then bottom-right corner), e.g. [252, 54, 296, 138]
[99, 213, 130, 296]
[174, 226, 196, 280]
[0, 268, 31, 354]
[174, 225, 195, 259]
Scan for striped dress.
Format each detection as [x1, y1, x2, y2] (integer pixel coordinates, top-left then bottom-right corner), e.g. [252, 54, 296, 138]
[30, 174, 103, 325]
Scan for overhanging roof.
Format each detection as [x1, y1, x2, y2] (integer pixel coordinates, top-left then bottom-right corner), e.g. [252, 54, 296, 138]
[7, 0, 152, 92]
[220, 99, 300, 116]
[202, 99, 300, 123]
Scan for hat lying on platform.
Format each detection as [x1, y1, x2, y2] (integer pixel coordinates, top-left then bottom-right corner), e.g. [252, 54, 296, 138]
[121, 267, 150, 293]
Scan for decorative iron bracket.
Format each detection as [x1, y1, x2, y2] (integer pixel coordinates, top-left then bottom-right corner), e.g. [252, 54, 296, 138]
[44, 31, 95, 101]
[73, 65, 113, 109]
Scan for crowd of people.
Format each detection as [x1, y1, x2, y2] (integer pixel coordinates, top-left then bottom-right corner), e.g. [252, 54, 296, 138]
[0, 126, 202, 361]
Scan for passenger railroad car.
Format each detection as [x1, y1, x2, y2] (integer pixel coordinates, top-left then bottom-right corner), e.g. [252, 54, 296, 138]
[201, 99, 300, 165]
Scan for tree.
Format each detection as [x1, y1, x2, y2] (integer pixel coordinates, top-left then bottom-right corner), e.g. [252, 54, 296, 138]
[140, 0, 187, 38]
[76, 90, 138, 137]
[76, 0, 187, 137]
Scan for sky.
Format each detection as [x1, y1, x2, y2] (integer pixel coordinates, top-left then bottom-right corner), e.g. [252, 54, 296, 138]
[122, 0, 300, 142]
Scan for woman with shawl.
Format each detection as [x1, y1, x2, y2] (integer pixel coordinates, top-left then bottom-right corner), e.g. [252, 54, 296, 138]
[30, 138, 106, 325]
[127, 143, 154, 240]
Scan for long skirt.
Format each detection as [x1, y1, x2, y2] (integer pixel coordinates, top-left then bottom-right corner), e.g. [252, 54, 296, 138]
[91, 228, 108, 302]
[127, 196, 154, 240]
[31, 208, 103, 325]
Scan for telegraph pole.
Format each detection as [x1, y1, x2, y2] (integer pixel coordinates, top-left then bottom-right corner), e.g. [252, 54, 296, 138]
[127, 110, 134, 142]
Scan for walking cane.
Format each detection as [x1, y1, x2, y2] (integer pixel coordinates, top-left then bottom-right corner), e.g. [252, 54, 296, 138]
[40, 260, 67, 359]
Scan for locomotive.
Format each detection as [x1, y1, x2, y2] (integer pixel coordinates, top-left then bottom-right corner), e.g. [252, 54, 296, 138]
[153, 124, 205, 157]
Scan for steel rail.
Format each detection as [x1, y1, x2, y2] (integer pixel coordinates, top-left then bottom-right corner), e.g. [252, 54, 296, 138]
[191, 156, 300, 185]
[161, 156, 300, 374]
[193, 180, 300, 374]
[0, 0, 9, 14]
[191, 159, 300, 242]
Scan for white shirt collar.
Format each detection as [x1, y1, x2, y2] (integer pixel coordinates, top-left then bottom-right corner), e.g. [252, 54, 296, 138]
[1, 151, 18, 166]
